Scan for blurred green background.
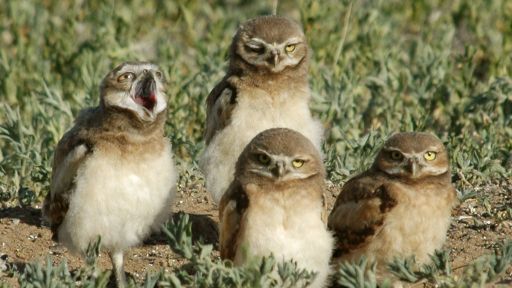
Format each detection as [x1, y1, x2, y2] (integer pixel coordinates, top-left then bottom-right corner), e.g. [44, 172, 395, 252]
[1, 0, 511, 207]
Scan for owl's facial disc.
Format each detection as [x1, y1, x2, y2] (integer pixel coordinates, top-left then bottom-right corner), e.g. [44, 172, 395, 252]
[379, 148, 448, 179]
[240, 36, 304, 73]
[101, 62, 167, 122]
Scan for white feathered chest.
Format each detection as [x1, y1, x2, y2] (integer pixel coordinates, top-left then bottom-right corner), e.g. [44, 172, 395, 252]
[235, 188, 333, 288]
[58, 140, 176, 253]
[201, 84, 323, 204]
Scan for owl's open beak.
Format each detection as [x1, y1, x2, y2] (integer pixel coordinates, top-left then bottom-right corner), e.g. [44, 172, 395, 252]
[142, 77, 156, 97]
[270, 160, 285, 178]
[134, 75, 157, 111]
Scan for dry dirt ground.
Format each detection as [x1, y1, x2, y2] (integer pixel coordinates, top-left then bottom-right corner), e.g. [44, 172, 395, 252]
[1, 179, 511, 287]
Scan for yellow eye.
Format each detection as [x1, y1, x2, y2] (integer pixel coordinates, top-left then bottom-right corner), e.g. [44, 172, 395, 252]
[285, 44, 296, 53]
[390, 151, 403, 160]
[424, 151, 437, 161]
[257, 154, 271, 165]
[292, 159, 304, 168]
[117, 72, 135, 82]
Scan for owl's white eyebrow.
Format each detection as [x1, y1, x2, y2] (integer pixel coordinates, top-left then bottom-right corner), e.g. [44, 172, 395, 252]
[382, 148, 401, 152]
[424, 146, 440, 152]
[117, 64, 156, 74]
[286, 37, 302, 44]
[254, 148, 270, 155]
[249, 38, 266, 45]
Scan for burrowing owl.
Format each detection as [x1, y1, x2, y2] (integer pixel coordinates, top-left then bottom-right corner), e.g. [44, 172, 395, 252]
[42, 62, 177, 287]
[328, 132, 457, 269]
[219, 128, 333, 288]
[200, 15, 323, 204]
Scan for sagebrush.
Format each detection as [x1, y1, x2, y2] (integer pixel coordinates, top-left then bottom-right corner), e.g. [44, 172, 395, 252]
[1, 0, 511, 286]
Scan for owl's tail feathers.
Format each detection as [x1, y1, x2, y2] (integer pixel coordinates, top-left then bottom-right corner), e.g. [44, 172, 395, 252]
[42, 196, 68, 242]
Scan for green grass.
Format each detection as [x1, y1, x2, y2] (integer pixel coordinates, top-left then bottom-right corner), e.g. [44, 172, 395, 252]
[1, 0, 511, 286]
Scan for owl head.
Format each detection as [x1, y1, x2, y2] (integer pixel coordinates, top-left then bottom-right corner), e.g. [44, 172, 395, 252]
[373, 132, 450, 180]
[100, 62, 167, 122]
[235, 128, 324, 184]
[230, 16, 308, 74]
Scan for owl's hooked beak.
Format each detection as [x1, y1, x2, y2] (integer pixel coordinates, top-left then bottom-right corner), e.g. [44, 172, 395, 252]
[270, 48, 280, 67]
[270, 160, 285, 178]
[407, 158, 419, 178]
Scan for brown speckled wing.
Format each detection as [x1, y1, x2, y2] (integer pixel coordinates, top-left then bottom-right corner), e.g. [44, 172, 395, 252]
[42, 127, 91, 239]
[219, 180, 248, 260]
[204, 77, 237, 144]
[328, 172, 396, 256]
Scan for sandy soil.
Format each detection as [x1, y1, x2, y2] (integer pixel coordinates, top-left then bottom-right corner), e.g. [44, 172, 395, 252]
[1, 180, 511, 287]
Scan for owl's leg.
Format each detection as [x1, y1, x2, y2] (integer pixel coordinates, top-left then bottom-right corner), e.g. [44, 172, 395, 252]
[110, 250, 126, 288]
